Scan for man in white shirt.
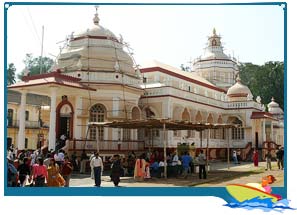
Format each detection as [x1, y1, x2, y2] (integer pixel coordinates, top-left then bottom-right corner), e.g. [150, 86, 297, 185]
[90, 152, 104, 187]
[171, 152, 179, 177]
[232, 150, 238, 164]
[171, 152, 179, 166]
[197, 150, 207, 179]
[89, 152, 96, 179]
[159, 160, 165, 167]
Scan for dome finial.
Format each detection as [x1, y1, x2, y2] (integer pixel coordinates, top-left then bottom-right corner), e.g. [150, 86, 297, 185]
[271, 97, 275, 101]
[93, 6, 100, 25]
[213, 28, 216, 35]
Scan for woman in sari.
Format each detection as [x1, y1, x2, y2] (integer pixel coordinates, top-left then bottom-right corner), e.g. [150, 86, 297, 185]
[134, 154, 146, 181]
[47, 158, 65, 187]
[253, 149, 259, 167]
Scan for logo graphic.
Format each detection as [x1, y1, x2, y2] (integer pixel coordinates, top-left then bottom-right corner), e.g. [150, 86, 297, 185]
[225, 175, 295, 212]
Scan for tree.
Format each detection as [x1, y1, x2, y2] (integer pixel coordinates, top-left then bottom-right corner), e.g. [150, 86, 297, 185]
[239, 61, 284, 110]
[7, 63, 16, 85]
[18, 54, 54, 80]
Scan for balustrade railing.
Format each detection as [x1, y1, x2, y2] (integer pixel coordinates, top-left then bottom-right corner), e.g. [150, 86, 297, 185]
[7, 120, 47, 129]
[70, 139, 145, 151]
[144, 86, 263, 110]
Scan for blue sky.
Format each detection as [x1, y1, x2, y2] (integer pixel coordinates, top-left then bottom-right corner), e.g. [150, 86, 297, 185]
[6, 4, 284, 75]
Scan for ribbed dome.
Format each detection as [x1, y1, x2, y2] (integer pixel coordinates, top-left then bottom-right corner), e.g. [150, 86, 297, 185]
[56, 11, 136, 77]
[200, 48, 229, 60]
[76, 23, 117, 38]
[227, 76, 252, 100]
[268, 97, 283, 115]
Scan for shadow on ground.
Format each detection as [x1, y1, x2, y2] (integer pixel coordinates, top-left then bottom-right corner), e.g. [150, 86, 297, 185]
[132, 170, 265, 187]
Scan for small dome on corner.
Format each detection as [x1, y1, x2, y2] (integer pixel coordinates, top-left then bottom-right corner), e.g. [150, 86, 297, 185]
[268, 97, 283, 115]
[227, 75, 253, 100]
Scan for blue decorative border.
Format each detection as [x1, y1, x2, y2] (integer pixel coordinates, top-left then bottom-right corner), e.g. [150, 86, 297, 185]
[3, 2, 287, 200]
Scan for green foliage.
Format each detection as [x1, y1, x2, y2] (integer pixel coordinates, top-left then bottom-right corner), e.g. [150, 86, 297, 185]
[239, 61, 284, 110]
[18, 53, 54, 80]
[7, 63, 16, 85]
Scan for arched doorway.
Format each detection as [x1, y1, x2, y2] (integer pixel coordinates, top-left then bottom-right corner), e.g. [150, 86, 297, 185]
[56, 98, 74, 139]
[227, 116, 245, 140]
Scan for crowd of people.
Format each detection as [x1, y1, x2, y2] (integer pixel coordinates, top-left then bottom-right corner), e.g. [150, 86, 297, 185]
[7, 146, 73, 187]
[6, 147, 213, 187]
[7, 145, 285, 188]
[230, 147, 284, 172]
[252, 147, 284, 171]
[132, 150, 207, 181]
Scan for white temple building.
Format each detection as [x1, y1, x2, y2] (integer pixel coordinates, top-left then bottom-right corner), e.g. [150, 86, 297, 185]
[7, 10, 284, 161]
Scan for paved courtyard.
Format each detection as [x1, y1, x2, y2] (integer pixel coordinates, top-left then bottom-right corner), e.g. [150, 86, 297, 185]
[69, 161, 284, 187]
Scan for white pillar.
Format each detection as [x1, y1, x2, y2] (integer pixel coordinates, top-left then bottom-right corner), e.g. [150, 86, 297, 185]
[112, 97, 120, 117]
[74, 96, 82, 139]
[133, 129, 137, 140]
[162, 98, 171, 119]
[48, 87, 57, 151]
[251, 120, 255, 148]
[163, 123, 167, 179]
[112, 128, 119, 141]
[270, 121, 274, 142]
[17, 90, 27, 150]
[96, 126, 99, 153]
[227, 128, 230, 169]
[262, 119, 266, 142]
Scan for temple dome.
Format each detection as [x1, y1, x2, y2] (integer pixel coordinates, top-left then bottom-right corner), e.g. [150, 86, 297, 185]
[227, 76, 253, 101]
[76, 19, 117, 38]
[200, 49, 229, 60]
[268, 97, 283, 115]
[56, 10, 136, 77]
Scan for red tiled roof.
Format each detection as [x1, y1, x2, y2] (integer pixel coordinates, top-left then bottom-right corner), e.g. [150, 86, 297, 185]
[140, 66, 226, 93]
[8, 70, 95, 91]
[250, 112, 277, 120]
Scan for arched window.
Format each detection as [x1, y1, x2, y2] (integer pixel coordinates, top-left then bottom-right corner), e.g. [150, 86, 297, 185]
[123, 129, 131, 140]
[216, 115, 224, 139]
[231, 118, 245, 140]
[131, 107, 140, 120]
[207, 114, 214, 123]
[89, 104, 106, 140]
[195, 111, 202, 123]
[182, 109, 190, 121]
